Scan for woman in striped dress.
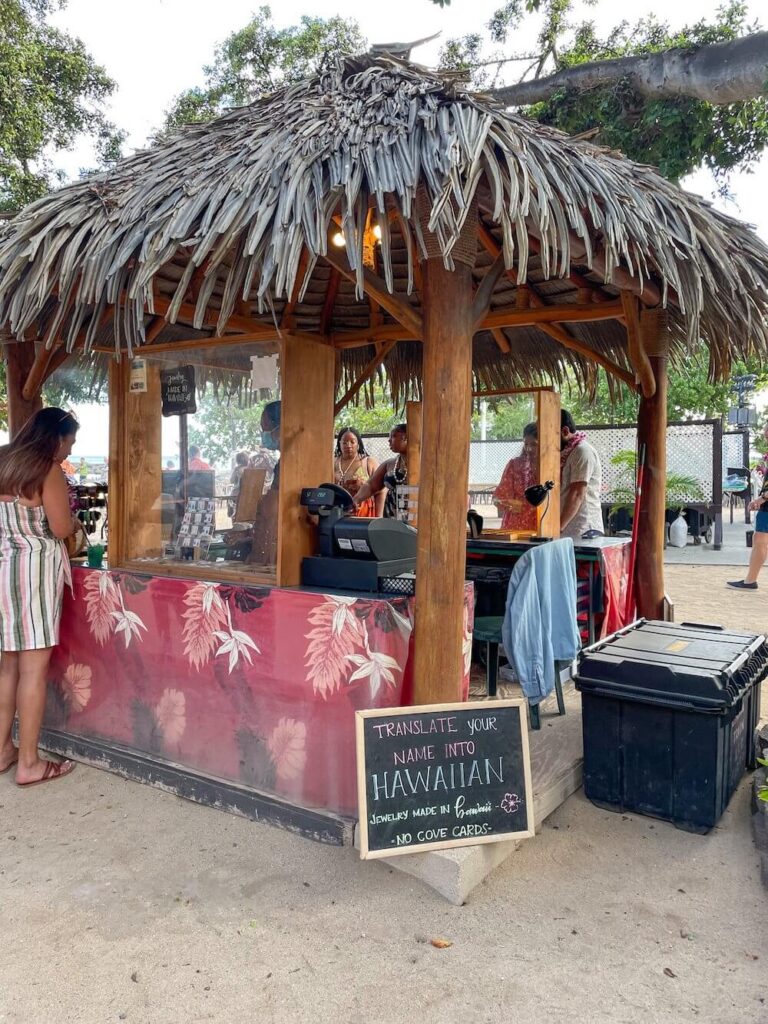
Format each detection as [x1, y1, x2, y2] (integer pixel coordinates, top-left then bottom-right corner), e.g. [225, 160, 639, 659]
[0, 408, 79, 787]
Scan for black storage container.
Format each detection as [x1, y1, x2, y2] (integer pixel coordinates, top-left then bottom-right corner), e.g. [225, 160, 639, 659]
[575, 620, 768, 833]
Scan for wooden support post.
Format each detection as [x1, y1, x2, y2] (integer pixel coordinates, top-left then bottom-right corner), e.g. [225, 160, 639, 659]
[122, 361, 162, 560]
[405, 400, 422, 527]
[412, 260, 474, 704]
[3, 341, 43, 437]
[107, 359, 162, 564]
[277, 333, 335, 587]
[535, 390, 561, 538]
[635, 311, 668, 620]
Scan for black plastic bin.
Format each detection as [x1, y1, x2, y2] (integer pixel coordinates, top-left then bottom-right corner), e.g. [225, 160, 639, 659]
[574, 620, 768, 833]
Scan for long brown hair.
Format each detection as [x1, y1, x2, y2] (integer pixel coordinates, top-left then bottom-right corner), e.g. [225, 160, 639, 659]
[0, 407, 80, 499]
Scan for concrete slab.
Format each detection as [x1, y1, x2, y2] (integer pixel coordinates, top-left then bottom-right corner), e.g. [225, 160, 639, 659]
[370, 683, 584, 904]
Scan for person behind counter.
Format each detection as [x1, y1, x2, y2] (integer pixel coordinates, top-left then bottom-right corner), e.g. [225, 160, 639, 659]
[492, 422, 538, 532]
[334, 427, 384, 517]
[247, 400, 281, 565]
[560, 409, 604, 539]
[352, 423, 408, 520]
[0, 407, 80, 787]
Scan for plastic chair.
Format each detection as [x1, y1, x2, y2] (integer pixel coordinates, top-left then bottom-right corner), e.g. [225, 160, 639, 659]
[472, 615, 566, 729]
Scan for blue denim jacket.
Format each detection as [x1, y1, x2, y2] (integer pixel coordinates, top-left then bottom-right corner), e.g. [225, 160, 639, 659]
[501, 538, 581, 703]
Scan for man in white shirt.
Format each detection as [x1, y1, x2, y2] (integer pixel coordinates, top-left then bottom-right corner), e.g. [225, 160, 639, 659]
[559, 410, 604, 539]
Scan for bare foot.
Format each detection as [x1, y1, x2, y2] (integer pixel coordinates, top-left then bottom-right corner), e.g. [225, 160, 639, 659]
[0, 742, 18, 773]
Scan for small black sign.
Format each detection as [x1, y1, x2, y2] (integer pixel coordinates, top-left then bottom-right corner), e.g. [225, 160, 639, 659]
[160, 365, 197, 417]
[355, 700, 533, 859]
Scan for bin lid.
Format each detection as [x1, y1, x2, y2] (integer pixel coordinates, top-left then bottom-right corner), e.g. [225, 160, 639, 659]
[575, 619, 767, 712]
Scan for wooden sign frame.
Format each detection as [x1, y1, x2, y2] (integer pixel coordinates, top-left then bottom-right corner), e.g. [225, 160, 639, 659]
[355, 699, 535, 859]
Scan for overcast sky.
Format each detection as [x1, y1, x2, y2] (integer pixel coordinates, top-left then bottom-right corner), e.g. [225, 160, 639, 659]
[26, 0, 767, 455]
[49, 0, 767, 241]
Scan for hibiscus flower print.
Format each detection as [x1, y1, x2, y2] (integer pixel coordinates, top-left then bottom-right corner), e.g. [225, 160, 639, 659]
[155, 688, 186, 745]
[61, 663, 92, 711]
[500, 793, 520, 814]
[267, 718, 307, 782]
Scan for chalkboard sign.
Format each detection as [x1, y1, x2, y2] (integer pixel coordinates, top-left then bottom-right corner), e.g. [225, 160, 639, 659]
[355, 700, 534, 859]
[161, 365, 197, 417]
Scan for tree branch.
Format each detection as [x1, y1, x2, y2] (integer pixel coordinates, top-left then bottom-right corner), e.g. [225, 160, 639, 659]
[490, 32, 768, 107]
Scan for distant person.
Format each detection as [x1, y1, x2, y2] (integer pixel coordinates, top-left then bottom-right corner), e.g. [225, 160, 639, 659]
[228, 451, 250, 518]
[728, 475, 768, 590]
[248, 401, 281, 565]
[78, 458, 88, 483]
[560, 410, 604, 539]
[0, 408, 80, 787]
[492, 422, 538, 532]
[165, 459, 175, 471]
[333, 427, 383, 517]
[188, 446, 212, 471]
[353, 423, 408, 520]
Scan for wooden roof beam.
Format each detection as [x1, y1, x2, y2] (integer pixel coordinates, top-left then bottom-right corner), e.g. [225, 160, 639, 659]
[323, 249, 423, 339]
[334, 338, 398, 416]
[481, 300, 623, 330]
[319, 268, 340, 335]
[620, 290, 656, 397]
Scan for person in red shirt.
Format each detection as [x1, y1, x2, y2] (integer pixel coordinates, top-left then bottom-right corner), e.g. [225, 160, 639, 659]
[188, 445, 212, 471]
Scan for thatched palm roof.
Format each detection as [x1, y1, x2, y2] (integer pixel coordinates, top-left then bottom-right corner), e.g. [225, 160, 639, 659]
[0, 53, 767, 401]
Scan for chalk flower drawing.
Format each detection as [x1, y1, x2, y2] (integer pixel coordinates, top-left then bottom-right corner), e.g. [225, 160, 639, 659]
[268, 718, 307, 781]
[61, 663, 92, 711]
[83, 571, 120, 645]
[155, 688, 186, 744]
[305, 596, 366, 698]
[182, 583, 228, 670]
[500, 793, 520, 814]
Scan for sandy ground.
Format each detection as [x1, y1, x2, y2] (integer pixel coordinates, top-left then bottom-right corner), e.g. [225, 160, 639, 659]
[1, 563, 766, 1024]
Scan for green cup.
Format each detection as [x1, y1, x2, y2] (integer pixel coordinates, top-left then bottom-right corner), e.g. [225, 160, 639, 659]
[87, 544, 105, 569]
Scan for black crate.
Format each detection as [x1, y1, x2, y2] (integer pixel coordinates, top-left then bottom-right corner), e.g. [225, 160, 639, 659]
[575, 620, 768, 833]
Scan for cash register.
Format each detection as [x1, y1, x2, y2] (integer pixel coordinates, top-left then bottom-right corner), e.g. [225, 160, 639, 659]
[300, 484, 417, 592]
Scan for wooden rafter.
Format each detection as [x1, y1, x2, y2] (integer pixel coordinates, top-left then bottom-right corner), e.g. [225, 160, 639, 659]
[477, 227, 635, 387]
[323, 248, 423, 338]
[620, 290, 656, 398]
[482, 301, 623, 330]
[334, 338, 398, 416]
[471, 252, 506, 328]
[319, 267, 340, 336]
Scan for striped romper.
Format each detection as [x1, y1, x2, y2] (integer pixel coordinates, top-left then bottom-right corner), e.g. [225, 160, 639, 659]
[0, 499, 70, 651]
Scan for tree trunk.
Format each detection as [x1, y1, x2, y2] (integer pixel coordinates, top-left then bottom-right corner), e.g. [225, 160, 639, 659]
[3, 341, 43, 437]
[491, 32, 768, 107]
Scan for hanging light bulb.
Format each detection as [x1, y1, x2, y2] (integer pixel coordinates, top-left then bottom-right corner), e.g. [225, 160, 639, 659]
[372, 223, 382, 241]
[331, 231, 346, 248]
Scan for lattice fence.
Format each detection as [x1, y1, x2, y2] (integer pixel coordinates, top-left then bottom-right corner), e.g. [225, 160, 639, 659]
[359, 419, 732, 505]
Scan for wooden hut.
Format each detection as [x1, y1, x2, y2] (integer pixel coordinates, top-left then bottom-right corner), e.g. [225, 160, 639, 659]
[1, 52, 767, 719]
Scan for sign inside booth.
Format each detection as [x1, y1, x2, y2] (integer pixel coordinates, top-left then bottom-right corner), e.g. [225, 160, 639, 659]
[355, 700, 534, 858]
[160, 365, 197, 417]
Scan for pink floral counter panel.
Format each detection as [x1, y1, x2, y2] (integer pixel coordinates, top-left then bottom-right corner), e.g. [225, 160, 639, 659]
[47, 569, 473, 817]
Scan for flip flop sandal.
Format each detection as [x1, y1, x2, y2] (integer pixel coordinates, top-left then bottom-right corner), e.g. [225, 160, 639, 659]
[0, 757, 19, 775]
[16, 759, 75, 788]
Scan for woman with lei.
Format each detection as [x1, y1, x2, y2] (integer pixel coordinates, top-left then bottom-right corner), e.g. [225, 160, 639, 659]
[492, 423, 538, 532]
